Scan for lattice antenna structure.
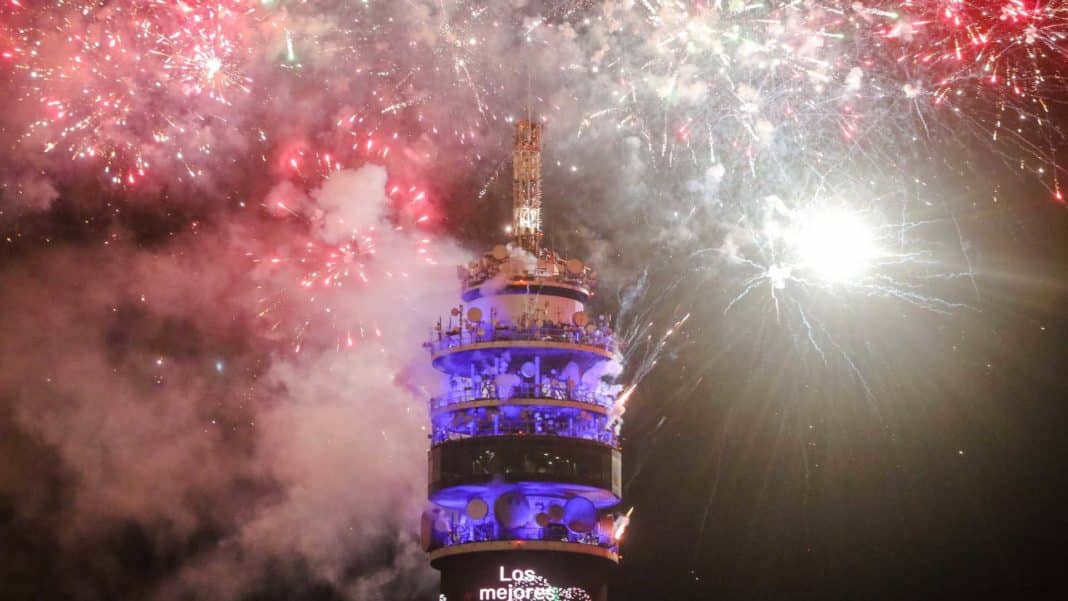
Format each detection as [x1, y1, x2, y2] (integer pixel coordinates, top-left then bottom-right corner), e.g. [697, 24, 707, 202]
[512, 119, 543, 253]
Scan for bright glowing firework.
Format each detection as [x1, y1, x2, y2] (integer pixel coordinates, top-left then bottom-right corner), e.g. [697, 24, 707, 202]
[152, 3, 255, 104]
[718, 192, 966, 312]
[774, 205, 882, 286]
[678, 184, 973, 391]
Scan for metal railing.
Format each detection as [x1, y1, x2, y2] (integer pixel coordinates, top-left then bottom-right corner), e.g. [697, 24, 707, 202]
[462, 262, 594, 291]
[429, 523, 616, 554]
[426, 323, 616, 355]
[429, 381, 615, 412]
[431, 414, 617, 448]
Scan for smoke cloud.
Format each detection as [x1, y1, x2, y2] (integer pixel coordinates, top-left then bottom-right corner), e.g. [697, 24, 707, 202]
[0, 165, 468, 600]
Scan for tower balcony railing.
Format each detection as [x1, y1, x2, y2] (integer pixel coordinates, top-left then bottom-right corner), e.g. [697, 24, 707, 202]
[462, 259, 594, 291]
[431, 413, 617, 448]
[426, 322, 616, 355]
[428, 522, 617, 555]
[429, 381, 615, 412]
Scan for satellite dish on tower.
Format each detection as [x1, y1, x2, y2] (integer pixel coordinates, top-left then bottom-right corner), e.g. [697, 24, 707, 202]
[494, 490, 533, 529]
[466, 496, 489, 520]
[564, 497, 597, 533]
[572, 311, 589, 327]
[467, 307, 483, 323]
[548, 504, 565, 522]
[492, 245, 509, 260]
[520, 362, 537, 379]
[565, 258, 584, 275]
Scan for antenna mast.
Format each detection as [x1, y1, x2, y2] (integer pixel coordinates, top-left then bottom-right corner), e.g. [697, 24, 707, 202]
[512, 118, 542, 253]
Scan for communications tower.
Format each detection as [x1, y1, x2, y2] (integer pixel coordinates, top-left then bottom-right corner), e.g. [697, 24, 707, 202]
[423, 119, 625, 601]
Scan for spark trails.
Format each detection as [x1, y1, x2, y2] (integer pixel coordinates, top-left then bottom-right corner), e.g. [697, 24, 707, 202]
[3, 1, 266, 187]
[3, 1, 1067, 349]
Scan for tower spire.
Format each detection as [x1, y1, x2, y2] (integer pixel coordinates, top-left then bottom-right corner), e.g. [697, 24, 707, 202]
[512, 118, 542, 253]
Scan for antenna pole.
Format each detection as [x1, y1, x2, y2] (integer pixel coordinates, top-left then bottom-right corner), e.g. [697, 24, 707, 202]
[512, 119, 542, 253]
[526, 68, 532, 124]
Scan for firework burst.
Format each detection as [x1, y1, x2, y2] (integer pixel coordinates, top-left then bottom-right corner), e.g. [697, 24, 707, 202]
[2, 0, 268, 188]
[250, 150, 439, 354]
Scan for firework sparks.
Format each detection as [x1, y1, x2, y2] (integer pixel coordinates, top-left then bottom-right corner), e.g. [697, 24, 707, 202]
[1, 1, 271, 188]
[249, 156, 438, 353]
[3, 1, 1067, 354]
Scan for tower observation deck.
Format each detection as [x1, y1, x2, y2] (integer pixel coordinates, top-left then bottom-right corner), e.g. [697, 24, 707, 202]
[422, 120, 625, 601]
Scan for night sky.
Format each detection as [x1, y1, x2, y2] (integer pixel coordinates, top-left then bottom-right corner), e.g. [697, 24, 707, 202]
[3, 2, 1068, 600]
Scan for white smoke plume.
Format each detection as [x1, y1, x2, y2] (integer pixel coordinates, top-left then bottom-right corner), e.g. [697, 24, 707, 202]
[0, 165, 468, 599]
